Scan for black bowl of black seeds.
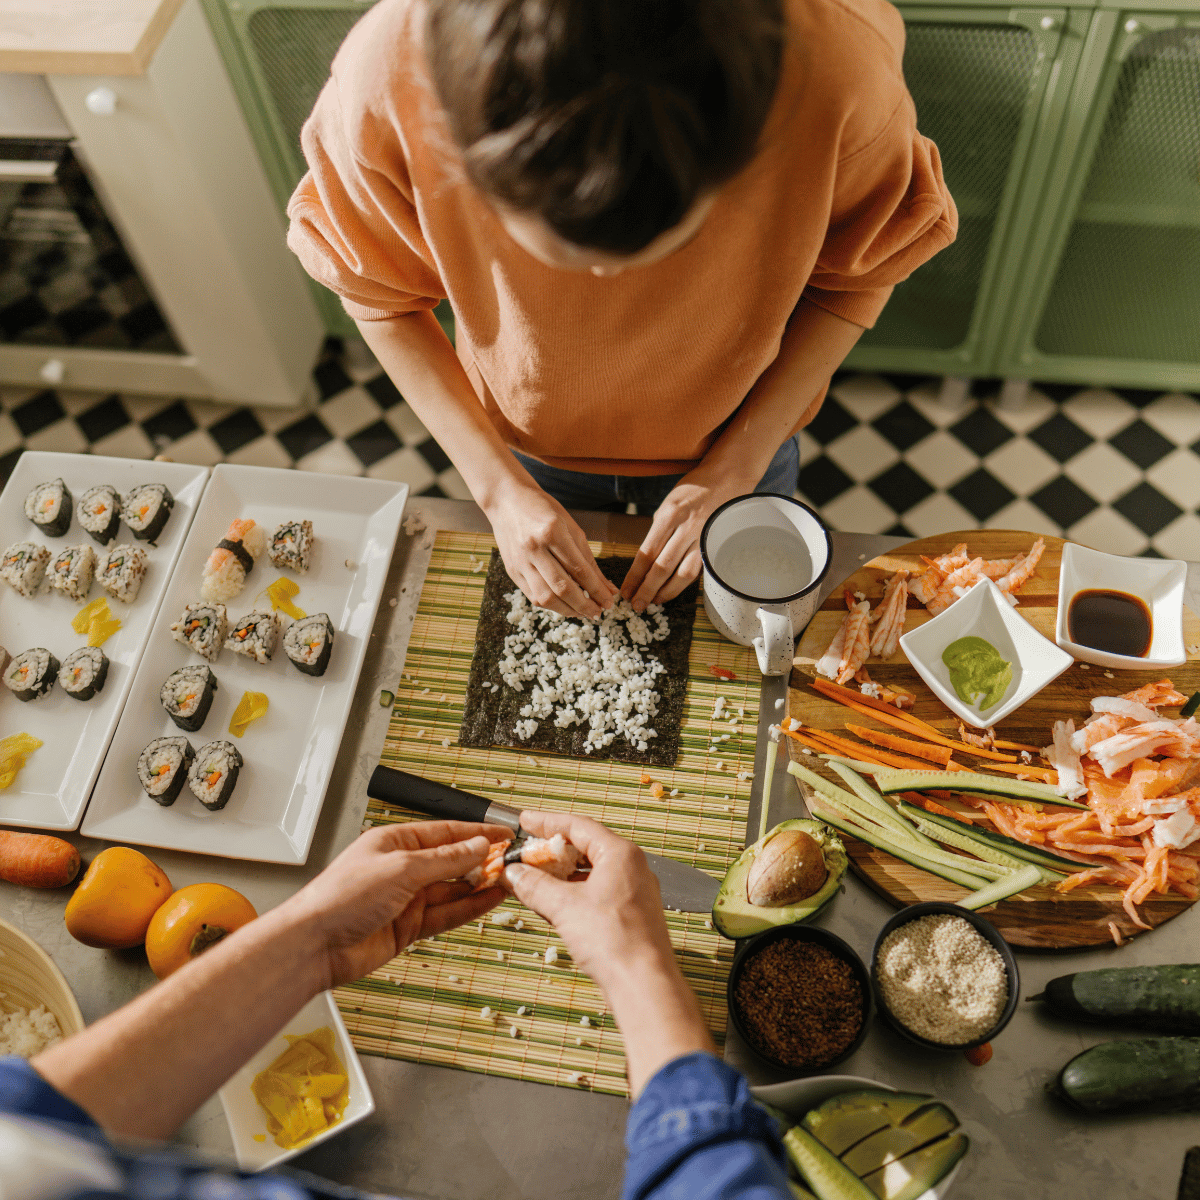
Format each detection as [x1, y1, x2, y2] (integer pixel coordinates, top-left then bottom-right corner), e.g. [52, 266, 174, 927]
[727, 924, 871, 1075]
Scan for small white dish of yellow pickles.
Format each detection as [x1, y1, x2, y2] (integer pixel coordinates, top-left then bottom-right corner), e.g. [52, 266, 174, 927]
[218, 989, 374, 1171]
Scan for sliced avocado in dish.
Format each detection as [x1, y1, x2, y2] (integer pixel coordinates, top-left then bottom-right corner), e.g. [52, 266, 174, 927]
[711, 819, 847, 939]
[802, 1090, 933, 1157]
[839, 1104, 959, 1176]
[860, 1133, 969, 1200]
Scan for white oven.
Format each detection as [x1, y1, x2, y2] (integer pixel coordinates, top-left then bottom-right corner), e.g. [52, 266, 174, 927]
[0, 1, 324, 407]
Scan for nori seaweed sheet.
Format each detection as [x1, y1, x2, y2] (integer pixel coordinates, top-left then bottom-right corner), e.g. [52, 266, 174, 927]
[459, 552, 698, 767]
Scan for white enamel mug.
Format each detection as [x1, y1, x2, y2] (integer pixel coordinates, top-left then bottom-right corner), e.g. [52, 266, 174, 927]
[699, 494, 833, 675]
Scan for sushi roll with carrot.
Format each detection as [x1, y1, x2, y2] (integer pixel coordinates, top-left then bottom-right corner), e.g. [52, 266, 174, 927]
[170, 601, 227, 662]
[225, 610, 279, 664]
[76, 484, 122, 546]
[160, 665, 218, 732]
[48, 544, 95, 601]
[96, 543, 147, 603]
[122, 483, 174, 544]
[137, 736, 195, 806]
[283, 613, 333, 676]
[187, 739, 243, 810]
[24, 478, 72, 537]
[4, 649, 59, 701]
[59, 647, 108, 701]
[1, 542, 51, 598]
[269, 520, 313, 574]
[201, 518, 265, 603]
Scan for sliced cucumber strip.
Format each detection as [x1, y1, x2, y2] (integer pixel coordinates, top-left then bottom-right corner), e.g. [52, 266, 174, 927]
[908, 805, 1078, 874]
[958, 863, 1043, 909]
[872, 769, 1089, 810]
[783, 1126, 877, 1200]
[807, 800, 991, 891]
[826, 762, 940, 850]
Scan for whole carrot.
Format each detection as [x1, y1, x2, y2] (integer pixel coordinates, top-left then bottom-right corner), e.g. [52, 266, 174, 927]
[0, 831, 81, 888]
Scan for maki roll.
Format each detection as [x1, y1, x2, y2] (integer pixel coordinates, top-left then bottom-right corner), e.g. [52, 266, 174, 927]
[24, 478, 72, 537]
[77, 484, 122, 546]
[160, 665, 218, 732]
[201, 518, 266, 603]
[48, 544, 95, 601]
[0, 542, 51, 598]
[187, 739, 243, 810]
[225, 610, 280, 664]
[122, 483, 174, 544]
[284, 613, 334, 677]
[4, 649, 59, 701]
[269, 520, 313, 574]
[59, 646, 109, 701]
[170, 601, 227, 662]
[137, 736, 195, 806]
[96, 543, 147, 603]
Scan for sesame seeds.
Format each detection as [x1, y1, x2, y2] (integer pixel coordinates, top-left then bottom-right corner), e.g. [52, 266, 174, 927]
[875, 914, 1007, 1045]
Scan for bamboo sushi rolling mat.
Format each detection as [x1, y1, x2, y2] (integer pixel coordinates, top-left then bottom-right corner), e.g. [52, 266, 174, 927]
[335, 531, 759, 1097]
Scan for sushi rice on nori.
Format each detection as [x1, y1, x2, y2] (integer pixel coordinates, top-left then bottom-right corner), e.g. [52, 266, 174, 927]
[201, 518, 265, 603]
[24, 479, 71, 537]
[283, 613, 333, 676]
[96, 543, 146, 603]
[77, 484, 122, 546]
[160, 665, 218, 732]
[48, 544, 95, 601]
[225, 610, 279, 664]
[3, 648, 59, 701]
[122, 483, 174, 544]
[59, 646, 108, 701]
[170, 601, 228, 662]
[0, 542, 50, 598]
[269, 520, 313, 574]
[137, 735, 195, 806]
[187, 739, 243, 810]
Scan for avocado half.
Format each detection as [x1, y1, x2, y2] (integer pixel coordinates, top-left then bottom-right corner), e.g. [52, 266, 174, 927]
[711, 819, 847, 939]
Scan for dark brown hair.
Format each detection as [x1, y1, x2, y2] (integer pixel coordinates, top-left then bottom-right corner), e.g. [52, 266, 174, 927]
[425, 0, 784, 254]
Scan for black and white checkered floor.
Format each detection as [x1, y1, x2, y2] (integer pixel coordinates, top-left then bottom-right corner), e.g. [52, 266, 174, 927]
[1, 346, 1198, 558]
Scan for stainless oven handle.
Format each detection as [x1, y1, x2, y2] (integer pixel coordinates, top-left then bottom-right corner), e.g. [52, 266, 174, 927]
[0, 160, 58, 184]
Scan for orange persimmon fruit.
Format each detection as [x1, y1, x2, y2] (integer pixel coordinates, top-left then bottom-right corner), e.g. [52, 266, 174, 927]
[64, 846, 173, 949]
[145, 882, 258, 979]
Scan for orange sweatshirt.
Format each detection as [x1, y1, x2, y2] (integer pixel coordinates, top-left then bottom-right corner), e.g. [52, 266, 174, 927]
[287, 0, 956, 475]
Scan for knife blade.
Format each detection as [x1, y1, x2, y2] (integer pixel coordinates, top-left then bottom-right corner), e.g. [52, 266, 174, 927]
[366, 765, 721, 913]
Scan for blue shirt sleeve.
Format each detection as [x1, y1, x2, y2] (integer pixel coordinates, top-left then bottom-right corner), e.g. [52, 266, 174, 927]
[0, 1057, 98, 1130]
[623, 1052, 792, 1200]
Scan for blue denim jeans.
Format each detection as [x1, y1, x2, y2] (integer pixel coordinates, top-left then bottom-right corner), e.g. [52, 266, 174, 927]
[513, 436, 800, 516]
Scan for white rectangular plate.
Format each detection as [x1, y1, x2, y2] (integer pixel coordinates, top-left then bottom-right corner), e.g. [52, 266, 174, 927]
[82, 464, 407, 863]
[0, 452, 209, 830]
[218, 989, 375, 1172]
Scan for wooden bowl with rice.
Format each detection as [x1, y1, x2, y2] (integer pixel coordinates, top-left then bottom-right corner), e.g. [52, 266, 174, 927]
[0, 917, 84, 1057]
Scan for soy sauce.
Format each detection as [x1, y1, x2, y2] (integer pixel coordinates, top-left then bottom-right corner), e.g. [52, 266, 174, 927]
[1067, 588, 1152, 657]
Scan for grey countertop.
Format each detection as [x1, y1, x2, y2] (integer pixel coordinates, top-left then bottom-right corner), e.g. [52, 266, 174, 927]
[4, 503, 1200, 1200]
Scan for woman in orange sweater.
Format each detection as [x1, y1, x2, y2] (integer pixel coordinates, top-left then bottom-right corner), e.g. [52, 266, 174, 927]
[288, 0, 956, 619]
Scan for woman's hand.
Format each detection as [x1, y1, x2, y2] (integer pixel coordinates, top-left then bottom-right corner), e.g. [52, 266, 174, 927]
[620, 462, 757, 612]
[485, 477, 620, 620]
[503, 810, 714, 1095]
[290, 821, 511, 989]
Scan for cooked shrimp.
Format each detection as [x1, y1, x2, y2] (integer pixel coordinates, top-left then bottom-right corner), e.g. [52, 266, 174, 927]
[852, 668, 915, 709]
[815, 609, 852, 680]
[926, 558, 987, 616]
[466, 839, 512, 891]
[869, 571, 908, 658]
[995, 537, 1045, 594]
[836, 601, 871, 684]
[508, 833, 582, 880]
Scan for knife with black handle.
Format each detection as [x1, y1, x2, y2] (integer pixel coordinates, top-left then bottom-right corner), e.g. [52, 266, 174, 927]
[366, 764, 720, 913]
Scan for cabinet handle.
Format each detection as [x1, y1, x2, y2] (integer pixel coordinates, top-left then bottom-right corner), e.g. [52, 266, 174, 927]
[84, 87, 117, 116]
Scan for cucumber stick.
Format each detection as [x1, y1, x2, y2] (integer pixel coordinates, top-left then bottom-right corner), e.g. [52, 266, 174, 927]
[907, 804, 1078, 873]
[783, 1127, 877, 1200]
[958, 863, 1042, 909]
[872, 769, 1089, 810]
[808, 800, 990, 891]
[790, 762, 934, 847]
[826, 762, 941, 850]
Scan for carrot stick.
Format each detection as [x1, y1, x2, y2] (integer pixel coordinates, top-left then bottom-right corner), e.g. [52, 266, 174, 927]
[783, 727, 938, 773]
[993, 738, 1045, 753]
[812, 683, 1019, 761]
[810, 677, 943, 735]
[845, 723, 951, 767]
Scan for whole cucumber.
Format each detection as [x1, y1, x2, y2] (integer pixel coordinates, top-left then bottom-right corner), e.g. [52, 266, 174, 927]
[1056, 1038, 1200, 1114]
[1037, 965, 1200, 1033]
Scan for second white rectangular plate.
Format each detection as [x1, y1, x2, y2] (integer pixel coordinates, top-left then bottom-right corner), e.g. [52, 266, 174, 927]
[0, 452, 210, 830]
[82, 464, 407, 863]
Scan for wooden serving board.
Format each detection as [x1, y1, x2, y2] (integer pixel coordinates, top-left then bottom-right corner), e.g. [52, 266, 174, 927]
[789, 530, 1200, 949]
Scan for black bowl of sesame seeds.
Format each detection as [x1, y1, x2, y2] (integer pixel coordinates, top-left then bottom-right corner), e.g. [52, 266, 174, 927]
[871, 902, 1020, 1051]
[728, 924, 871, 1075]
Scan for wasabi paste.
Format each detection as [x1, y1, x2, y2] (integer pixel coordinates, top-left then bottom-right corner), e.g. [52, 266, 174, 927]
[942, 636, 1012, 712]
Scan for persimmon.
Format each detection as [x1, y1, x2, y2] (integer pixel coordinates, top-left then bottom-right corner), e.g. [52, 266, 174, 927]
[64, 847, 172, 949]
[145, 883, 257, 979]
